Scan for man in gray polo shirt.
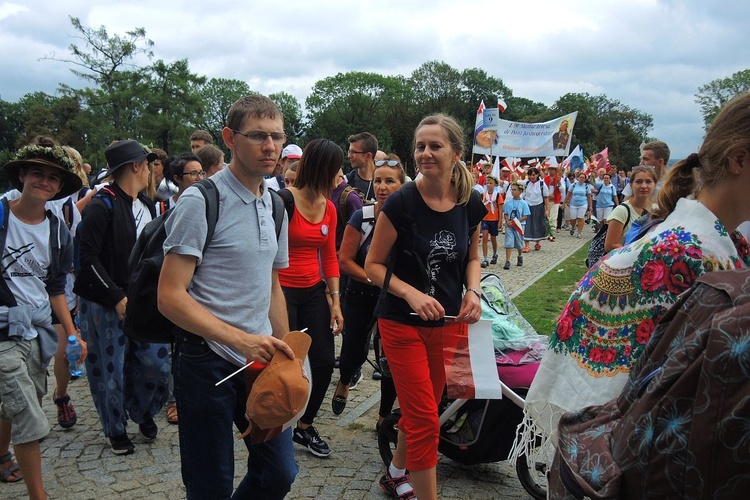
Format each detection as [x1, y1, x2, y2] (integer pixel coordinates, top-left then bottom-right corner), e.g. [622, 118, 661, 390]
[159, 94, 296, 499]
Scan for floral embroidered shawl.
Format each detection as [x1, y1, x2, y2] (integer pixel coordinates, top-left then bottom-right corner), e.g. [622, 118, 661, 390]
[512, 198, 750, 462]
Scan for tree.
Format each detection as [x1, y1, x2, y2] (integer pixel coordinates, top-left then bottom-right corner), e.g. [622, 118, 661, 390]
[139, 59, 205, 152]
[269, 92, 304, 144]
[305, 72, 399, 156]
[43, 16, 154, 139]
[16, 92, 82, 148]
[193, 78, 253, 144]
[695, 69, 750, 128]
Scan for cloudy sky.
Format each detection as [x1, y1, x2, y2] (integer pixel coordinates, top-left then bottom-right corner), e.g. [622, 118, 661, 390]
[1, 0, 748, 159]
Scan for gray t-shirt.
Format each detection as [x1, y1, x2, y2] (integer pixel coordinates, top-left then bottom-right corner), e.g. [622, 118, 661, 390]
[163, 167, 289, 366]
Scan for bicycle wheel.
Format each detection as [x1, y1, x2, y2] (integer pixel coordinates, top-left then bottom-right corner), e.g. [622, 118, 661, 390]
[515, 453, 547, 500]
[377, 409, 401, 467]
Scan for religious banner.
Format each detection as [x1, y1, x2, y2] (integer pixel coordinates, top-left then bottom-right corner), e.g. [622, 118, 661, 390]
[475, 111, 578, 157]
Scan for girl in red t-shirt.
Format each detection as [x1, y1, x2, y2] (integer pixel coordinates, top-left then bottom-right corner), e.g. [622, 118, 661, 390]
[278, 139, 344, 459]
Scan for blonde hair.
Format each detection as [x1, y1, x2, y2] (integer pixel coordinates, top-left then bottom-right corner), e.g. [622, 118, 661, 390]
[655, 92, 750, 218]
[62, 145, 88, 185]
[414, 113, 473, 205]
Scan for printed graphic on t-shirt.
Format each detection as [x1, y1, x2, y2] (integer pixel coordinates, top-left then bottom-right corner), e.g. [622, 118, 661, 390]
[426, 230, 458, 296]
[3, 243, 46, 279]
[3, 214, 50, 308]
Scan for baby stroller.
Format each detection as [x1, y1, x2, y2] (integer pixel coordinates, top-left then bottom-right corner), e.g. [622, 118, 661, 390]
[376, 274, 549, 499]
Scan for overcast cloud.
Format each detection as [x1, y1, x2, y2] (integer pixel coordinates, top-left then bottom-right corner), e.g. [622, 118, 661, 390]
[1, 0, 748, 159]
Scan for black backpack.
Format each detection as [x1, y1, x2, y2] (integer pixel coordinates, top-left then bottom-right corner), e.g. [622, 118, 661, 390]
[585, 206, 632, 268]
[123, 179, 285, 343]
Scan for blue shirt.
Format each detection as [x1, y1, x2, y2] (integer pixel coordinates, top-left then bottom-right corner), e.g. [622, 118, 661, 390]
[503, 198, 531, 227]
[569, 182, 591, 207]
[595, 183, 617, 208]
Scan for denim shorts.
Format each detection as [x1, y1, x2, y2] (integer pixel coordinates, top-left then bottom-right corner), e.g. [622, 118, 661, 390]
[0, 338, 49, 444]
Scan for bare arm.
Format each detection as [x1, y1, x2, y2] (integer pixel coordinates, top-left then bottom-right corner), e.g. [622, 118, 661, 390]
[74, 188, 96, 213]
[364, 213, 446, 321]
[338, 225, 369, 284]
[604, 219, 625, 253]
[456, 225, 482, 324]
[268, 269, 289, 340]
[50, 294, 87, 361]
[158, 252, 294, 363]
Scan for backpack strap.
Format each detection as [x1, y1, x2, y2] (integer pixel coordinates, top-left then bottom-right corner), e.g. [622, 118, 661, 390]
[61, 197, 74, 229]
[193, 178, 220, 257]
[269, 189, 284, 240]
[339, 185, 355, 222]
[0, 199, 15, 307]
[359, 204, 376, 249]
[277, 188, 295, 222]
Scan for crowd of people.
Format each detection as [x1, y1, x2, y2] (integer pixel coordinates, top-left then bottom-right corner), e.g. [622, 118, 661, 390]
[1, 91, 750, 499]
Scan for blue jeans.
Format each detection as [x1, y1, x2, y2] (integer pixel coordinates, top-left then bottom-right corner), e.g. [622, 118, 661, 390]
[174, 332, 298, 499]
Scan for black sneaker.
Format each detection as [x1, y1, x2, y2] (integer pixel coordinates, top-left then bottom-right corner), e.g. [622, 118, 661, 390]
[490, 254, 498, 265]
[110, 433, 135, 455]
[139, 418, 158, 441]
[293, 425, 332, 457]
[503, 261, 511, 270]
[349, 368, 364, 390]
[517, 256, 524, 267]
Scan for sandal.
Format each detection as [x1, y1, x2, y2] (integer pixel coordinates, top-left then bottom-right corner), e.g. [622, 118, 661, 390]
[0, 452, 23, 483]
[534, 242, 542, 251]
[380, 469, 416, 499]
[166, 401, 178, 425]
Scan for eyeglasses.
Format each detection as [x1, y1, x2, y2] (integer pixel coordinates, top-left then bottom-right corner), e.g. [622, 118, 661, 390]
[181, 170, 207, 179]
[233, 130, 287, 145]
[348, 149, 365, 156]
[375, 160, 401, 167]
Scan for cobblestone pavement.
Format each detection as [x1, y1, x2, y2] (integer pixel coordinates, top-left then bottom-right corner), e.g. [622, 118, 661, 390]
[3, 229, 592, 499]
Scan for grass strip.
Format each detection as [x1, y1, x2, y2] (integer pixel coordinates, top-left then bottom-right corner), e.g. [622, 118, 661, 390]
[514, 245, 590, 337]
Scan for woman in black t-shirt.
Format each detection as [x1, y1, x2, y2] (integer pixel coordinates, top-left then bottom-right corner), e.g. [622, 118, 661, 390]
[366, 114, 486, 500]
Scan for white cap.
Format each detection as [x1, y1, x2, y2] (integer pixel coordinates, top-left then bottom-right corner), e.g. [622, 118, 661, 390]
[281, 144, 302, 159]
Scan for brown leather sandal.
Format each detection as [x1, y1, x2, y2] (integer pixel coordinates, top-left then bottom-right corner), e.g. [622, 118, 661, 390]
[166, 402, 178, 425]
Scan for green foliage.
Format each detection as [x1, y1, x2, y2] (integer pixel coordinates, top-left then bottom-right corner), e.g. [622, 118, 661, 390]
[270, 91, 304, 144]
[140, 59, 206, 153]
[695, 69, 750, 129]
[193, 78, 254, 145]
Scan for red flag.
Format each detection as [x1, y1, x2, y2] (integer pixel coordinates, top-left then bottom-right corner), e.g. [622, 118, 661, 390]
[592, 147, 610, 172]
[498, 98, 508, 113]
[443, 320, 504, 400]
[508, 217, 525, 236]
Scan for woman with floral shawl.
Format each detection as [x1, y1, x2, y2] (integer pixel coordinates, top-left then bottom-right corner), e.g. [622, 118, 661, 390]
[514, 92, 750, 464]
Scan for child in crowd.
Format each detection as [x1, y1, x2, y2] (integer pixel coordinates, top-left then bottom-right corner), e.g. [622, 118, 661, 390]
[481, 175, 502, 267]
[502, 182, 530, 269]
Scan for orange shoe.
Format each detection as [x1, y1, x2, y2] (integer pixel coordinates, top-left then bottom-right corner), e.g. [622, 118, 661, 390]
[523, 245, 531, 253]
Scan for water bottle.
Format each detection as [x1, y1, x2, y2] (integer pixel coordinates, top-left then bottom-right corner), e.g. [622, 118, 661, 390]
[66, 336, 85, 377]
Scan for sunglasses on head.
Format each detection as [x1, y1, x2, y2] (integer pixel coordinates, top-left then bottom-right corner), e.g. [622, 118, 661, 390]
[375, 160, 400, 167]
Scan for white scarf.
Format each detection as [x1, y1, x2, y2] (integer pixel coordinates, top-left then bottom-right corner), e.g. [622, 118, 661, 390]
[483, 189, 499, 214]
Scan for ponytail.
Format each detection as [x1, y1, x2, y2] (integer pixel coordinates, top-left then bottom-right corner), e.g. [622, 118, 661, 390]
[452, 161, 474, 205]
[653, 154, 699, 219]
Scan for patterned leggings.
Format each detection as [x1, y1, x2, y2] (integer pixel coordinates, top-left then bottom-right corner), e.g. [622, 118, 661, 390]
[78, 298, 170, 438]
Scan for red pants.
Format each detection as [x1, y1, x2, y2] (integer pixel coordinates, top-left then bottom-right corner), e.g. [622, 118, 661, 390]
[378, 318, 466, 471]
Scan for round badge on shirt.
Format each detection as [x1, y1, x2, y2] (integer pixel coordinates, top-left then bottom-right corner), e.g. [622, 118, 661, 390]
[321, 224, 329, 236]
